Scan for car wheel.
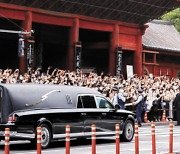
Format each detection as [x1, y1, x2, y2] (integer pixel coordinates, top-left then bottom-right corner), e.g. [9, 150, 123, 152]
[121, 120, 134, 142]
[39, 124, 52, 149]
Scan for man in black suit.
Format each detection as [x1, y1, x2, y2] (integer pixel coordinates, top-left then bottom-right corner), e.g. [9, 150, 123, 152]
[173, 86, 180, 125]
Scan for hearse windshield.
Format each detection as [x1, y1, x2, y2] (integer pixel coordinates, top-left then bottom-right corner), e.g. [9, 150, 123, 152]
[96, 96, 114, 109]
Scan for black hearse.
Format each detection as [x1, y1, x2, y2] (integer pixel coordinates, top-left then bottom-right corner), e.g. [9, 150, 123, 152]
[0, 84, 135, 148]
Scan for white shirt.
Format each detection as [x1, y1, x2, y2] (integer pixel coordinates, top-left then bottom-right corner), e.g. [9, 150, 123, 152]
[134, 95, 143, 105]
[112, 92, 126, 106]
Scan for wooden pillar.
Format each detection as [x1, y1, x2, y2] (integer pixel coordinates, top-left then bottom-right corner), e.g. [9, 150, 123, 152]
[153, 53, 156, 64]
[153, 53, 156, 76]
[134, 25, 148, 77]
[134, 34, 143, 76]
[143, 52, 145, 64]
[142, 52, 145, 75]
[67, 17, 79, 71]
[109, 24, 119, 75]
[20, 11, 32, 74]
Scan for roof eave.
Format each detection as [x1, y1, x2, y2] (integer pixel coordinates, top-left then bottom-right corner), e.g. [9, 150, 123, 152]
[143, 44, 180, 54]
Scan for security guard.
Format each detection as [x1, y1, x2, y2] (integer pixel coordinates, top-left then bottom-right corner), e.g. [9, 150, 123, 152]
[133, 88, 144, 127]
[111, 86, 126, 110]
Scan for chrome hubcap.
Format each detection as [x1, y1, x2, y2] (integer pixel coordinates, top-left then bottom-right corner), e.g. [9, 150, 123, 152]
[41, 127, 50, 147]
[125, 123, 133, 140]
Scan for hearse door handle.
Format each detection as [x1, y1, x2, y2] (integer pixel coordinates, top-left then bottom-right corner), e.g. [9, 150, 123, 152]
[102, 113, 107, 116]
[81, 113, 86, 116]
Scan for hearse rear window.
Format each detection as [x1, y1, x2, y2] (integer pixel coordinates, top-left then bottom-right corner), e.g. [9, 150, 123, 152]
[77, 97, 83, 108]
[77, 95, 96, 108]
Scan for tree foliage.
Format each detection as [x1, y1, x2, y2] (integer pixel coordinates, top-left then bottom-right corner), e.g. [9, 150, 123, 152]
[161, 8, 180, 33]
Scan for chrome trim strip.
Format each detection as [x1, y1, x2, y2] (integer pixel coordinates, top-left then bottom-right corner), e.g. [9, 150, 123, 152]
[53, 132, 85, 139]
[15, 108, 134, 117]
[0, 131, 35, 139]
[84, 131, 123, 136]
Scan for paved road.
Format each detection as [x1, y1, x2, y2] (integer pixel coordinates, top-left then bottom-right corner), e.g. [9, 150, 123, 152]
[0, 125, 180, 154]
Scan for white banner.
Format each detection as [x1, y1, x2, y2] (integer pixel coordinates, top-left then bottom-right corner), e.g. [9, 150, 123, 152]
[126, 65, 133, 79]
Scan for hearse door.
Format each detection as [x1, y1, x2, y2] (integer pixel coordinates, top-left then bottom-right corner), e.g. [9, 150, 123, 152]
[53, 95, 84, 139]
[77, 95, 103, 137]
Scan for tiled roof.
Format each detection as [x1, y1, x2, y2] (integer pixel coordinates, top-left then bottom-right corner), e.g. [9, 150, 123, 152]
[0, 0, 180, 25]
[142, 20, 180, 53]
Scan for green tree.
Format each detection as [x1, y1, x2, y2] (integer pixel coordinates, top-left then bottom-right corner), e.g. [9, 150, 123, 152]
[161, 8, 180, 33]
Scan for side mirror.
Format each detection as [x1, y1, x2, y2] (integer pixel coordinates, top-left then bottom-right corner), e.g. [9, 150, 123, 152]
[115, 104, 120, 110]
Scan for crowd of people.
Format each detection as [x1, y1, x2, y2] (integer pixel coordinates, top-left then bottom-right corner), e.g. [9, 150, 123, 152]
[0, 67, 180, 125]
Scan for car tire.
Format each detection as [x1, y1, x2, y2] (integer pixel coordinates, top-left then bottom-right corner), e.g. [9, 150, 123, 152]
[121, 120, 134, 142]
[39, 124, 52, 149]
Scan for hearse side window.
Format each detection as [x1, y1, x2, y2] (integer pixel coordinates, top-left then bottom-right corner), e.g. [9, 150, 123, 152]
[96, 96, 114, 109]
[77, 97, 83, 108]
[79, 95, 96, 108]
